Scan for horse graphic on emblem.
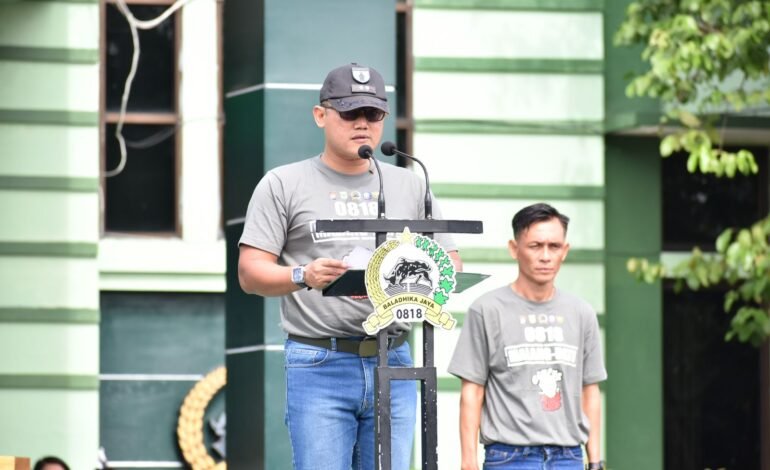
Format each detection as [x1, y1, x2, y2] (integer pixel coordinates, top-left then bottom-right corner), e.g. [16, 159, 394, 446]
[384, 257, 432, 288]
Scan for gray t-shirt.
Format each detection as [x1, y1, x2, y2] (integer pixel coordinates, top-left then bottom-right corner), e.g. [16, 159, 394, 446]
[448, 285, 606, 447]
[239, 155, 456, 338]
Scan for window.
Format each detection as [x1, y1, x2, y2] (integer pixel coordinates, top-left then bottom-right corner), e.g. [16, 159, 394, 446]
[661, 146, 769, 468]
[105, 124, 176, 232]
[662, 146, 769, 250]
[663, 286, 761, 469]
[101, 0, 180, 234]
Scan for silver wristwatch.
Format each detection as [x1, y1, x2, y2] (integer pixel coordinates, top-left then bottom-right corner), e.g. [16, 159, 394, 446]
[291, 265, 308, 289]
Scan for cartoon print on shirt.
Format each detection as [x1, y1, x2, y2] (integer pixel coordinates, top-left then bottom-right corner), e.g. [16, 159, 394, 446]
[532, 368, 563, 411]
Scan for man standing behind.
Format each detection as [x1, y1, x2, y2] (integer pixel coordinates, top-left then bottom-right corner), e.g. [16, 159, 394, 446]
[448, 203, 605, 470]
[238, 63, 460, 470]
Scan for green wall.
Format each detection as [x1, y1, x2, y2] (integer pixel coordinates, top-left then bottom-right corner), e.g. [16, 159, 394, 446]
[603, 0, 660, 131]
[0, 1, 100, 468]
[99, 293, 225, 465]
[222, 0, 397, 467]
[604, 136, 664, 469]
[603, 2, 666, 467]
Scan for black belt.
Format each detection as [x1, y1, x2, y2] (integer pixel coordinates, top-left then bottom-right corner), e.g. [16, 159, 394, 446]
[287, 333, 408, 357]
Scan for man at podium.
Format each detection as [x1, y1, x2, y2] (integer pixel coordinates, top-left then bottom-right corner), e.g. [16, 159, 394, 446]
[238, 63, 461, 470]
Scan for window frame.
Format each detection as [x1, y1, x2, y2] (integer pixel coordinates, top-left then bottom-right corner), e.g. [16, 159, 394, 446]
[396, 0, 414, 156]
[99, 0, 182, 237]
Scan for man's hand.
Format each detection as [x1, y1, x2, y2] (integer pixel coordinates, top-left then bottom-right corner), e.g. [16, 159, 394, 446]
[239, 246, 348, 296]
[304, 258, 348, 290]
[460, 380, 485, 470]
[582, 383, 602, 465]
[460, 460, 479, 470]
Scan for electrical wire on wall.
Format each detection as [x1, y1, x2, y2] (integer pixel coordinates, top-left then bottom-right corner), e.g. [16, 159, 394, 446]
[106, 0, 194, 178]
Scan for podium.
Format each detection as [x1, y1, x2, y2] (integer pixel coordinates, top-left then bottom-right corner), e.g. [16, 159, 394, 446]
[317, 218, 484, 470]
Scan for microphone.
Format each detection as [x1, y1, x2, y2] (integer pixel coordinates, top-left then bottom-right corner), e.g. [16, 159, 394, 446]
[357, 145, 385, 219]
[357, 144, 374, 159]
[380, 141, 432, 219]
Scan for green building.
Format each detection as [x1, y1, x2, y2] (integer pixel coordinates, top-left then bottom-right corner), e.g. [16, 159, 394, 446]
[0, 0, 767, 469]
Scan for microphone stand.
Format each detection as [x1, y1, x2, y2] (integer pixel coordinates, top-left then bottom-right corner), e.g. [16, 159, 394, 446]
[358, 144, 386, 222]
[380, 142, 432, 219]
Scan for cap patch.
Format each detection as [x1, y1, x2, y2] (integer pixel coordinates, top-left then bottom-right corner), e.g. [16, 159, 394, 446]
[351, 84, 376, 94]
[352, 67, 371, 84]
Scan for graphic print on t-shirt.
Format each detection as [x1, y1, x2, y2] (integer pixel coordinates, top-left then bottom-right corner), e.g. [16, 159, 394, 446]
[532, 367, 563, 411]
[328, 190, 380, 217]
[309, 189, 382, 243]
[505, 314, 576, 412]
[505, 315, 577, 368]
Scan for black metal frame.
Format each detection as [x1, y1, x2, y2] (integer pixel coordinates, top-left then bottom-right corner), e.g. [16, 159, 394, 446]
[317, 218, 482, 470]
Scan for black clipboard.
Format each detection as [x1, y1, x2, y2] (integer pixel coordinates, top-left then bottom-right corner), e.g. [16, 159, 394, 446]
[322, 270, 489, 296]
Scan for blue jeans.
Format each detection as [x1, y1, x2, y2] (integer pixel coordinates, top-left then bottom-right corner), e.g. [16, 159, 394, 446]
[483, 444, 584, 470]
[284, 339, 417, 470]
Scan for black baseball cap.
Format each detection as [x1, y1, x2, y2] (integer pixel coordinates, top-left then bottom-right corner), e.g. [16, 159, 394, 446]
[319, 63, 389, 113]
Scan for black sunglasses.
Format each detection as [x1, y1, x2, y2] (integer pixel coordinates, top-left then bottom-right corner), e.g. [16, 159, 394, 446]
[323, 105, 386, 122]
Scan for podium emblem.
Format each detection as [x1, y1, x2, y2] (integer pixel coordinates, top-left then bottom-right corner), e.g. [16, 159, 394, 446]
[363, 228, 457, 334]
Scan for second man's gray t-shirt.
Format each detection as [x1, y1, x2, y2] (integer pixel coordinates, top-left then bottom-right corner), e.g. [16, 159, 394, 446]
[448, 285, 606, 447]
[239, 155, 456, 338]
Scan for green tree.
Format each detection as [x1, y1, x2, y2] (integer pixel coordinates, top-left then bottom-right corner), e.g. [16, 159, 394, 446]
[614, 0, 770, 346]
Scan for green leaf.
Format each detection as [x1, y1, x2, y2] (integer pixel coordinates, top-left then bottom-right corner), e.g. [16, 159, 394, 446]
[686, 273, 700, 290]
[744, 253, 754, 272]
[752, 276, 768, 302]
[724, 153, 737, 178]
[660, 134, 680, 157]
[724, 291, 738, 312]
[678, 110, 702, 128]
[696, 264, 709, 286]
[699, 146, 711, 173]
[687, 152, 699, 173]
[751, 224, 766, 245]
[716, 228, 734, 253]
[704, 33, 721, 51]
[738, 229, 752, 248]
[726, 242, 741, 264]
[707, 262, 723, 284]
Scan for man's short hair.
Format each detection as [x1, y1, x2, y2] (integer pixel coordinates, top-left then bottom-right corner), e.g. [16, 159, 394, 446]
[512, 203, 569, 239]
[33, 457, 70, 470]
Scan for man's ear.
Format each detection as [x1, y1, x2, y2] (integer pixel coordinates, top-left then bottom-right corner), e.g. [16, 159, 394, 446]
[508, 239, 518, 261]
[312, 105, 326, 128]
[561, 242, 570, 262]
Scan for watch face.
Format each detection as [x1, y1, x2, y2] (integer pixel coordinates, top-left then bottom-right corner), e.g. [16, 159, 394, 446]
[292, 266, 304, 284]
